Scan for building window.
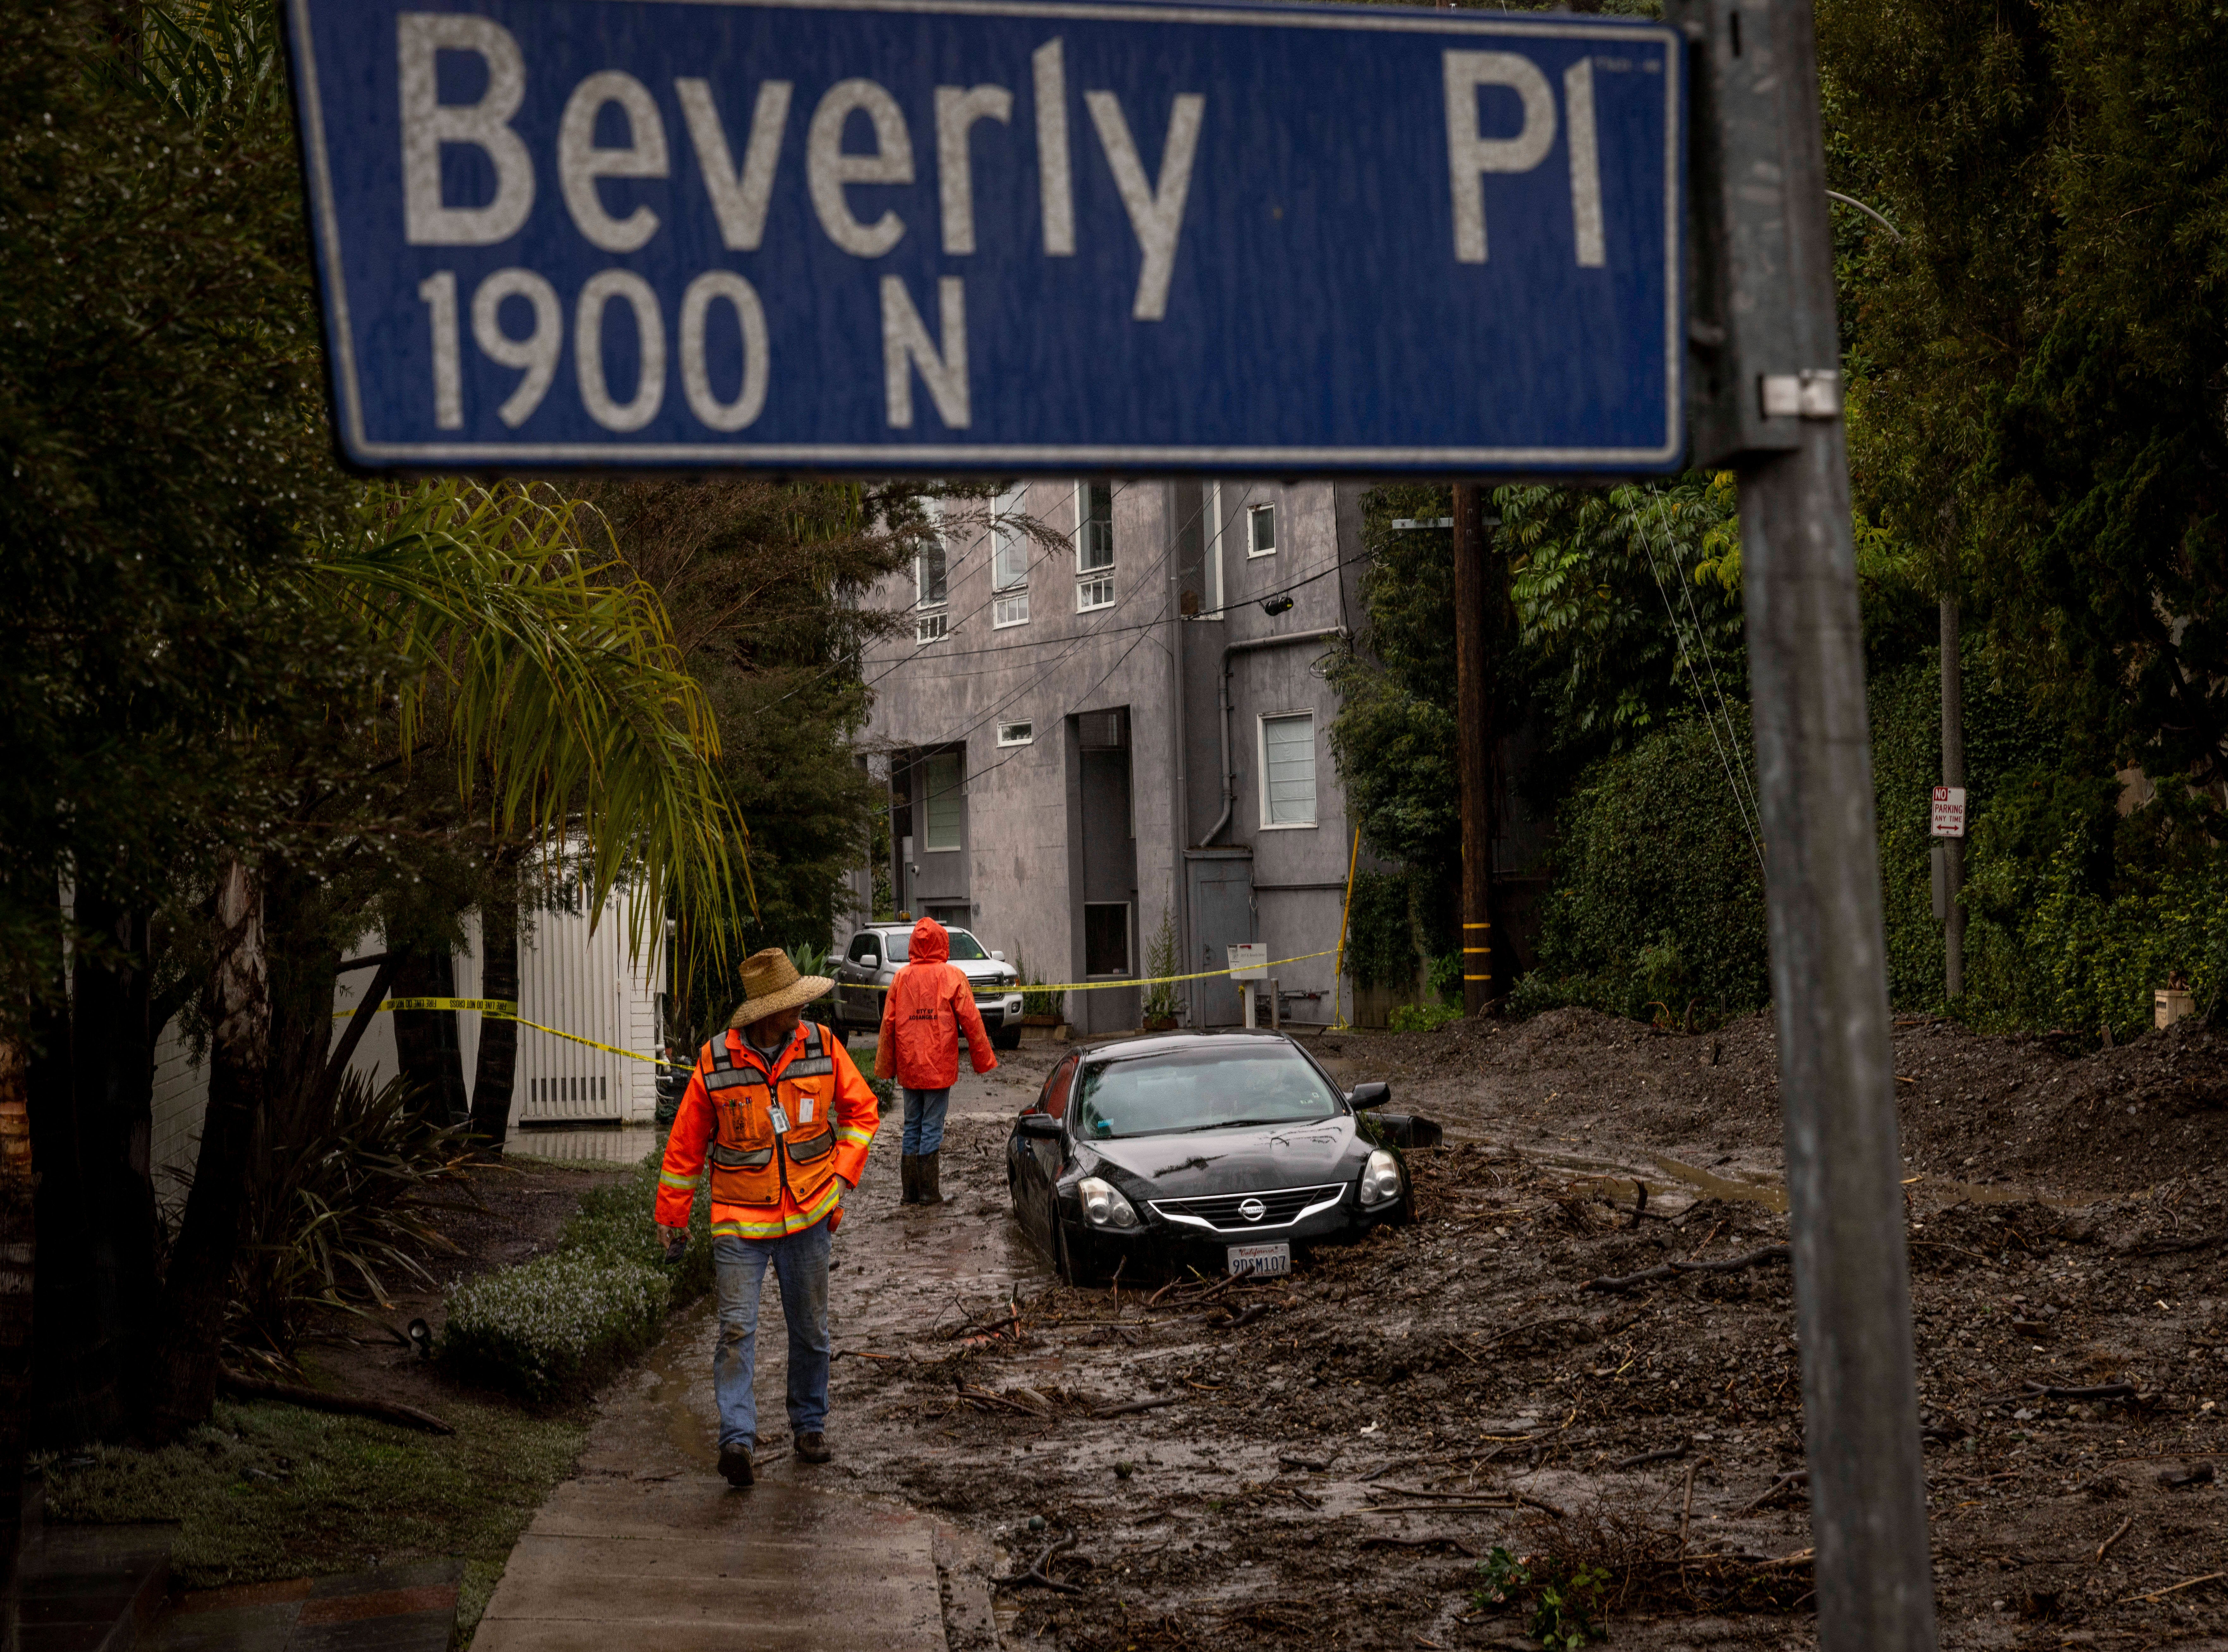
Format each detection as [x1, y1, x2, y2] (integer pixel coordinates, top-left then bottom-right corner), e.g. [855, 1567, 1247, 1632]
[992, 482, 1029, 593]
[992, 592, 1031, 628]
[996, 720, 1034, 747]
[1259, 711, 1317, 827]
[922, 751, 964, 850]
[916, 539, 948, 607]
[1075, 481, 1113, 572]
[1248, 501, 1277, 558]
[1083, 902, 1130, 976]
[1076, 575, 1114, 613]
[915, 611, 948, 645]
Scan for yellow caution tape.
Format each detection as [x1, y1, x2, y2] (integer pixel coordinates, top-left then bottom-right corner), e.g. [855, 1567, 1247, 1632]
[378, 996, 518, 1014]
[332, 944, 1344, 1069]
[331, 997, 678, 1066]
[846, 947, 1338, 997]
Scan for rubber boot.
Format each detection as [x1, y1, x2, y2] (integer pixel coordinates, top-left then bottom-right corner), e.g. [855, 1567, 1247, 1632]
[917, 1149, 946, 1206]
[900, 1153, 919, 1205]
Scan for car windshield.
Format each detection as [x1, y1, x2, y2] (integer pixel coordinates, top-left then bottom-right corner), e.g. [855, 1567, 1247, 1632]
[1073, 1045, 1343, 1139]
[877, 929, 989, 963]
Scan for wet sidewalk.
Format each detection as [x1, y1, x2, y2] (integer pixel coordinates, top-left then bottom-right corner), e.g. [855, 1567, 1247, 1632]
[470, 1059, 1030, 1652]
[469, 1477, 945, 1652]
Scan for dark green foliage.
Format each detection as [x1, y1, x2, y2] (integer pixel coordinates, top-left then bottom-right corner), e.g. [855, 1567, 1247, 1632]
[1327, 487, 1462, 894]
[1824, 0, 2228, 802]
[1512, 719, 1768, 1023]
[439, 1155, 712, 1403]
[1496, 474, 1745, 769]
[228, 1075, 475, 1369]
[1863, 648, 2067, 1008]
[1344, 871, 1424, 992]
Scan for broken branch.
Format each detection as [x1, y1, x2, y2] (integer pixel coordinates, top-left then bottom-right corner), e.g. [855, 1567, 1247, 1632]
[1581, 1243, 1791, 1294]
[216, 1369, 452, 1435]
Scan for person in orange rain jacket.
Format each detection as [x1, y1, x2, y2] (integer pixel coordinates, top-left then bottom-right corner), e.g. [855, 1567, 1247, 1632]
[874, 916, 996, 1208]
[657, 948, 878, 1488]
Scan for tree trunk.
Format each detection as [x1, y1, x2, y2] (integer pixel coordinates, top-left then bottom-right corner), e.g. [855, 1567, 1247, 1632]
[390, 944, 468, 1125]
[0, 1030, 34, 1652]
[468, 850, 523, 1153]
[29, 892, 161, 1442]
[145, 860, 267, 1443]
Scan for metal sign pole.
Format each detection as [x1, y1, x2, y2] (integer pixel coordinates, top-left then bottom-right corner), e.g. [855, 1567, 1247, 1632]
[1680, 0, 1938, 1645]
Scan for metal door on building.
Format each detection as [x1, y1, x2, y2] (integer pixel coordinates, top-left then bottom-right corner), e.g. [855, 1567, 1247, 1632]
[1186, 850, 1256, 1028]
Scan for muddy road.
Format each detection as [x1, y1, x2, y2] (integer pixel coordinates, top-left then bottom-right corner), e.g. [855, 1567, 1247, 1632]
[613, 1012, 2228, 1651]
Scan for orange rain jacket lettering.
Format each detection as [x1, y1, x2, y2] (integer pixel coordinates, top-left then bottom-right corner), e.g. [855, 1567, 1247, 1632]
[875, 917, 998, 1091]
[658, 1020, 878, 1239]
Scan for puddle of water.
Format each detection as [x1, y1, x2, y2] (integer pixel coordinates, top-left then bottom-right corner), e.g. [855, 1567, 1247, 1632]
[634, 1301, 718, 1467]
[510, 1124, 658, 1164]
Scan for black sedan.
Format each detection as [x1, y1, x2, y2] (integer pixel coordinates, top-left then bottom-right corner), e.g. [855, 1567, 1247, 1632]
[1005, 1031, 1440, 1283]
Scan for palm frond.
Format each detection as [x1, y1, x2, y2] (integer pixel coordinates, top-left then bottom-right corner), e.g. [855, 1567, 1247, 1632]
[317, 479, 750, 959]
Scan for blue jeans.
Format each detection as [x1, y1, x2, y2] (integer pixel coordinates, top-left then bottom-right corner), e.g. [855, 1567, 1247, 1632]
[902, 1087, 951, 1155]
[712, 1222, 831, 1450]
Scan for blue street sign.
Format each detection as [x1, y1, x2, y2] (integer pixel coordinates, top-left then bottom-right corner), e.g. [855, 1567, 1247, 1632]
[285, 0, 1685, 473]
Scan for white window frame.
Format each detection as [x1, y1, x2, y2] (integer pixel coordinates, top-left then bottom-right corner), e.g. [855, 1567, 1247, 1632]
[1247, 500, 1278, 559]
[915, 541, 948, 610]
[992, 591, 1031, 629]
[991, 481, 1029, 593]
[915, 611, 948, 646]
[1073, 481, 1114, 574]
[996, 719, 1034, 747]
[921, 751, 965, 851]
[1257, 709, 1318, 829]
[1075, 574, 1115, 613]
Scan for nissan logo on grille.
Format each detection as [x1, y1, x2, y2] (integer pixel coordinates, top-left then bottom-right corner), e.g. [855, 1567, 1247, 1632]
[1238, 1198, 1267, 1223]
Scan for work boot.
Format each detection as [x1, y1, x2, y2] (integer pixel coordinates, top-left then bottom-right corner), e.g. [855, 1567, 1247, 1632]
[794, 1432, 831, 1464]
[718, 1442, 755, 1486]
[917, 1149, 945, 1206]
[900, 1153, 919, 1204]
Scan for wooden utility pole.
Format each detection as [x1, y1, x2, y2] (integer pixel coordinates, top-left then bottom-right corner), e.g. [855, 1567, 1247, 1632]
[1452, 483, 1496, 1015]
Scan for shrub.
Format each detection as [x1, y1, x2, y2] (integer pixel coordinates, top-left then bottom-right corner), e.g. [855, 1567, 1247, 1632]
[1142, 907, 1181, 1021]
[229, 1072, 474, 1368]
[1388, 1001, 1463, 1033]
[1512, 716, 1768, 1023]
[440, 1249, 671, 1404]
[439, 1154, 713, 1400]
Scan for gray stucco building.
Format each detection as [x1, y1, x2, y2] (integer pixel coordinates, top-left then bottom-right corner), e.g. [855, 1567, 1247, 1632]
[846, 478, 1372, 1036]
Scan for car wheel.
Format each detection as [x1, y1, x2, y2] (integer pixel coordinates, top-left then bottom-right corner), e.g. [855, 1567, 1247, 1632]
[991, 1026, 1022, 1051]
[1052, 1215, 1094, 1286]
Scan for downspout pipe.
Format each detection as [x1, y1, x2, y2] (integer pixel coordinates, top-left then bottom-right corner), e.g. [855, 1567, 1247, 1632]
[1203, 626, 1350, 846]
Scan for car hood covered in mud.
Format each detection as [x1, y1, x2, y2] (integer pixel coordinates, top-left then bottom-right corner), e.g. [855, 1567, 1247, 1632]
[1073, 1117, 1365, 1201]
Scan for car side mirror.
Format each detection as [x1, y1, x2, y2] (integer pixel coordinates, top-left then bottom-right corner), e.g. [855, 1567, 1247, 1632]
[991, 949, 1006, 962]
[859, 949, 879, 969]
[1019, 1113, 1062, 1139]
[1348, 1081, 1392, 1111]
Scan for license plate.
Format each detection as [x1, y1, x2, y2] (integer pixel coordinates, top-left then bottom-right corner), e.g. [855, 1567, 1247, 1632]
[1226, 1242, 1290, 1277]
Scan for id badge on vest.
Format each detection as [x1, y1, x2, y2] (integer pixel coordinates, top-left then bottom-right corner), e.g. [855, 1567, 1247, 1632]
[768, 1100, 791, 1135]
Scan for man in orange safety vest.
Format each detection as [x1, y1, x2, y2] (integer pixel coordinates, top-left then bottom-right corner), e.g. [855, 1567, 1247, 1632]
[657, 948, 879, 1486]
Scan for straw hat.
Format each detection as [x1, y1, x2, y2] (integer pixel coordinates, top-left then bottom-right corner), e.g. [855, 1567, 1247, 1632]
[726, 948, 835, 1030]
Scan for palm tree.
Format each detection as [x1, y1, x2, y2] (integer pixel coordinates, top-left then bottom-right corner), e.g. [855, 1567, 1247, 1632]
[147, 480, 748, 1437]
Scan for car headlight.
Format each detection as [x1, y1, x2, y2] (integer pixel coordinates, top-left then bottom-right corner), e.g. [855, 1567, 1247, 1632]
[1077, 1176, 1140, 1229]
[1358, 1149, 1403, 1207]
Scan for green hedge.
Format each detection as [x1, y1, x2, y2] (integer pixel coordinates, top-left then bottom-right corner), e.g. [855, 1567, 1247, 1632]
[438, 1154, 712, 1402]
[1511, 715, 1769, 1023]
